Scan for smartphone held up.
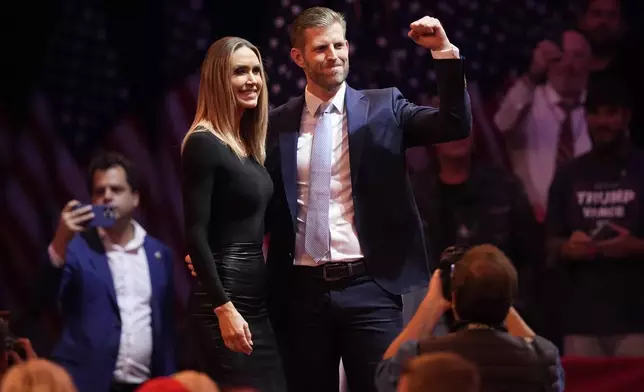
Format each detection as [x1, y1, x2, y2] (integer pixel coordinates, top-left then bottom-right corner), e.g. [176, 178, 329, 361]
[73, 204, 117, 228]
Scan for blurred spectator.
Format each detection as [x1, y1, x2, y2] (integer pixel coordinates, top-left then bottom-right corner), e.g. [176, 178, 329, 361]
[135, 372, 222, 392]
[577, 0, 644, 146]
[377, 245, 563, 392]
[410, 133, 542, 315]
[42, 152, 176, 392]
[133, 378, 186, 392]
[0, 359, 77, 392]
[545, 78, 644, 356]
[398, 352, 480, 392]
[494, 30, 593, 220]
[171, 371, 220, 392]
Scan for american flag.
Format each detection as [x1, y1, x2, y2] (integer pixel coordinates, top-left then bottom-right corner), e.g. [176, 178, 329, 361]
[1, 0, 575, 342]
[1, 0, 211, 314]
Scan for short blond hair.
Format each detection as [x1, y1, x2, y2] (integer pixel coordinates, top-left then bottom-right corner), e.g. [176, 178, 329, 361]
[0, 359, 77, 392]
[289, 6, 346, 49]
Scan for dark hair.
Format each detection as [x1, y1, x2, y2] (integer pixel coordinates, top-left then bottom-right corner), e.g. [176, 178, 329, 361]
[585, 77, 631, 112]
[87, 152, 139, 193]
[579, 0, 621, 14]
[451, 245, 518, 326]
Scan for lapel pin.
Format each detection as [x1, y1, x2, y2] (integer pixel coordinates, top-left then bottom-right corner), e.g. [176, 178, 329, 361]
[154, 251, 162, 260]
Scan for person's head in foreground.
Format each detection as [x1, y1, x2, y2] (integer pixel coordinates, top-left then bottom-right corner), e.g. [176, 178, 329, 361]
[133, 371, 220, 392]
[0, 359, 77, 392]
[451, 244, 518, 327]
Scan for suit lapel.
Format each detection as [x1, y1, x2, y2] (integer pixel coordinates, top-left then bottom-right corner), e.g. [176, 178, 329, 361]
[279, 96, 306, 227]
[83, 230, 119, 312]
[346, 86, 369, 187]
[144, 238, 163, 311]
[87, 248, 119, 312]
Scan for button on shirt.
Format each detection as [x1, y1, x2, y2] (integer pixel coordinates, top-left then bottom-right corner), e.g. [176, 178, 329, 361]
[295, 45, 461, 266]
[295, 82, 363, 266]
[48, 221, 153, 384]
[101, 221, 153, 384]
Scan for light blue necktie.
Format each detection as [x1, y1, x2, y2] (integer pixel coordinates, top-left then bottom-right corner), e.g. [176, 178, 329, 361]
[304, 102, 333, 262]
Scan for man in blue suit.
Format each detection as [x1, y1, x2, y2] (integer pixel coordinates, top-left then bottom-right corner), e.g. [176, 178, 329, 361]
[265, 6, 471, 392]
[44, 152, 176, 392]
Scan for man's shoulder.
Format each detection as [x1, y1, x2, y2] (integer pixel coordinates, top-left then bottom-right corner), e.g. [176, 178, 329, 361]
[143, 234, 171, 253]
[355, 86, 398, 101]
[68, 230, 100, 255]
[270, 95, 304, 119]
[532, 335, 560, 357]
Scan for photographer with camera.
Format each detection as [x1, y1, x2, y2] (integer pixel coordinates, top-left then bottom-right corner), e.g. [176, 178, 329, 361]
[376, 245, 563, 392]
[42, 152, 176, 392]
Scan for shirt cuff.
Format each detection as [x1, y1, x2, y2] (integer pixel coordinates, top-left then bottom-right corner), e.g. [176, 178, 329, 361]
[48, 244, 65, 268]
[431, 44, 460, 59]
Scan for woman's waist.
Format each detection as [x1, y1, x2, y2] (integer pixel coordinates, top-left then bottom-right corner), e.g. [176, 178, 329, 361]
[210, 241, 265, 260]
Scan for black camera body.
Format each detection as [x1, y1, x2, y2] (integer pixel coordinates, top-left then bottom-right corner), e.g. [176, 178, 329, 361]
[438, 246, 467, 300]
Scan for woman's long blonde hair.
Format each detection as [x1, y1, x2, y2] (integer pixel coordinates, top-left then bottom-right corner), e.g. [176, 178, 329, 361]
[182, 37, 269, 164]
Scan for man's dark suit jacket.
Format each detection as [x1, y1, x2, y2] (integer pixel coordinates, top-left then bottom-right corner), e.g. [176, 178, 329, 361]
[264, 57, 471, 336]
[42, 229, 176, 392]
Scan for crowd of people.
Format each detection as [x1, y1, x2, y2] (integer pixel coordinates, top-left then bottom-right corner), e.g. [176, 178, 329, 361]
[3, 1, 643, 392]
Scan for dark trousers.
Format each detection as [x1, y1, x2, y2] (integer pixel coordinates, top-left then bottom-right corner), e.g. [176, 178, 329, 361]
[284, 272, 403, 392]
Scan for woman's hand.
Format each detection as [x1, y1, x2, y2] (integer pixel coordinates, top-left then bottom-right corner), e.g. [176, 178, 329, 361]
[214, 302, 253, 355]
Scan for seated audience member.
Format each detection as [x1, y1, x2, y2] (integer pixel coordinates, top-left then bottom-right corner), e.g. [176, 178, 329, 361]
[376, 245, 563, 392]
[0, 359, 77, 392]
[545, 78, 644, 356]
[398, 352, 479, 392]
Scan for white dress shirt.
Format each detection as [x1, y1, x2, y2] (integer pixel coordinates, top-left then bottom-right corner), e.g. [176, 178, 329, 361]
[494, 80, 591, 209]
[49, 221, 153, 384]
[295, 45, 460, 266]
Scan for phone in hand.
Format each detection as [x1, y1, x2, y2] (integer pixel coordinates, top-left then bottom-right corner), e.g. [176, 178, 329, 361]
[74, 204, 117, 228]
[590, 220, 620, 241]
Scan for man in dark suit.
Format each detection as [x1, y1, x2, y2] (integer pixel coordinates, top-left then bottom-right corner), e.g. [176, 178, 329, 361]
[44, 152, 176, 392]
[264, 6, 471, 392]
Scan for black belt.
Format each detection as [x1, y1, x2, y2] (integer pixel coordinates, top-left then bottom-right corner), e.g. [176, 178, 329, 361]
[294, 259, 366, 281]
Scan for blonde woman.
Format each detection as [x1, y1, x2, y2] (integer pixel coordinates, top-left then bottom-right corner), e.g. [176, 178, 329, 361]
[181, 37, 284, 391]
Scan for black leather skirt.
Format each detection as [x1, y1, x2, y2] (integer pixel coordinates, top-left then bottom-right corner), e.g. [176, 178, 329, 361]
[187, 242, 286, 391]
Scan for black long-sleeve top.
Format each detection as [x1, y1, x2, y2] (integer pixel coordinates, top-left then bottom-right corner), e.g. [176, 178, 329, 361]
[181, 130, 273, 308]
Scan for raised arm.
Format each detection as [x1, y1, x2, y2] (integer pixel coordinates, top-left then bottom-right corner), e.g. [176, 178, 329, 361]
[397, 16, 471, 147]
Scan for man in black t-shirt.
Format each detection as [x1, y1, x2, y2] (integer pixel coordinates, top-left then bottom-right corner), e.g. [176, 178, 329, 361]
[407, 134, 542, 326]
[546, 78, 644, 356]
